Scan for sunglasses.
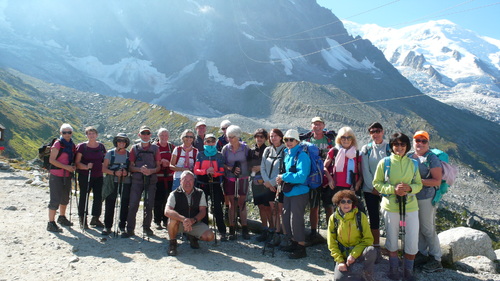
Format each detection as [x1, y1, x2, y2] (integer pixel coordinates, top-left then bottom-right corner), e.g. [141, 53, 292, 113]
[62, 131, 72, 135]
[116, 139, 126, 143]
[415, 139, 428, 144]
[340, 136, 352, 141]
[284, 138, 296, 142]
[340, 199, 353, 204]
[254, 135, 265, 139]
[140, 131, 151, 135]
[184, 135, 195, 139]
[393, 142, 407, 147]
[369, 129, 381, 134]
[221, 127, 227, 131]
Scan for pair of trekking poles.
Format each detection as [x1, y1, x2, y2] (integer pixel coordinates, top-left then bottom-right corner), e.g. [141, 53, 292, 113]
[67, 167, 92, 232]
[397, 195, 407, 255]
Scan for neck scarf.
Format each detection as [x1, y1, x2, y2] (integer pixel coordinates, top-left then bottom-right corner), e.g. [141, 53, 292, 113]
[334, 146, 357, 173]
[204, 145, 217, 157]
[59, 137, 74, 163]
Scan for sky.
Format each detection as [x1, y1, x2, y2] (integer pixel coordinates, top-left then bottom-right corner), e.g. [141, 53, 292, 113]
[316, 0, 500, 39]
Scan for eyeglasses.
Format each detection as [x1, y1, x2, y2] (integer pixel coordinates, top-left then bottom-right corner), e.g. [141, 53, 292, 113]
[284, 138, 296, 142]
[254, 135, 265, 139]
[62, 131, 72, 135]
[140, 131, 151, 135]
[184, 135, 195, 139]
[340, 199, 353, 204]
[393, 142, 407, 147]
[415, 139, 428, 144]
[340, 136, 352, 141]
[369, 129, 381, 134]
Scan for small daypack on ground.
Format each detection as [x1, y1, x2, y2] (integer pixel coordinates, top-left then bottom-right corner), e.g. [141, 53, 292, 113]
[425, 148, 458, 205]
[291, 142, 324, 189]
[38, 138, 62, 170]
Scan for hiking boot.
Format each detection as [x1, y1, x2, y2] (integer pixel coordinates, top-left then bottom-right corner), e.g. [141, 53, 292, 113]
[220, 233, 229, 242]
[288, 244, 307, 259]
[256, 230, 268, 242]
[187, 234, 200, 249]
[79, 216, 89, 229]
[101, 228, 111, 235]
[155, 222, 163, 230]
[228, 226, 237, 240]
[121, 231, 135, 238]
[242, 226, 251, 240]
[168, 239, 178, 256]
[143, 227, 154, 236]
[422, 257, 443, 273]
[47, 221, 63, 233]
[281, 240, 298, 252]
[403, 268, 416, 281]
[90, 216, 104, 228]
[387, 266, 400, 280]
[414, 252, 430, 267]
[119, 226, 126, 233]
[57, 215, 73, 227]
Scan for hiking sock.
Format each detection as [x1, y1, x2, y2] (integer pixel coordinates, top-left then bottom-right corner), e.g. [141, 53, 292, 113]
[404, 258, 414, 271]
[310, 229, 317, 236]
[389, 256, 399, 269]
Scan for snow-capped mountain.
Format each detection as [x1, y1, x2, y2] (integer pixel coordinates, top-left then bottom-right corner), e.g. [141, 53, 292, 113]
[343, 20, 500, 124]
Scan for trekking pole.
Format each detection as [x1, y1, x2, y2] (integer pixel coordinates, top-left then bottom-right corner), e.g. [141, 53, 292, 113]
[143, 173, 151, 241]
[83, 168, 91, 232]
[208, 174, 218, 244]
[114, 171, 123, 237]
[232, 161, 241, 240]
[74, 171, 79, 210]
[398, 195, 407, 256]
[67, 170, 72, 227]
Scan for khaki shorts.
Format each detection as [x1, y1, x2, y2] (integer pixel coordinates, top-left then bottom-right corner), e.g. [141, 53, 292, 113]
[179, 222, 210, 239]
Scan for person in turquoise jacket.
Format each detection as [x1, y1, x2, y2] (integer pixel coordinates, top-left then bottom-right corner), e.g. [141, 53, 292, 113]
[276, 129, 310, 259]
[373, 133, 423, 281]
[327, 190, 375, 281]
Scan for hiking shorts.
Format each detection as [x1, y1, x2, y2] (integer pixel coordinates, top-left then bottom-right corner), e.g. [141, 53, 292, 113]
[179, 221, 210, 239]
[224, 178, 248, 196]
[48, 174, 72, 210]
[310, 187, 334, 209]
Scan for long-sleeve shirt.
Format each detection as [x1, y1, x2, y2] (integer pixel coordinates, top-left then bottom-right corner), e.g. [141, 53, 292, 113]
[261, 144, 286, 187]
[361, 141, 390, 192]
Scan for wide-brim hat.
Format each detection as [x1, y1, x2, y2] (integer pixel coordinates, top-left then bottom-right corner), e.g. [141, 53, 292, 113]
[113, 133, 130, 148]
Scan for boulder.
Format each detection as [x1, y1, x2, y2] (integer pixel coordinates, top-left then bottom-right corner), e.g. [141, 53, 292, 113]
[495, 249, 500, 260]
[455, 255, 497, 274]
[439, 227, 496, 264]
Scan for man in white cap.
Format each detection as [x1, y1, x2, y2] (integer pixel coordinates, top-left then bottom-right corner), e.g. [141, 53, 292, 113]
[194, 121, 207, 152]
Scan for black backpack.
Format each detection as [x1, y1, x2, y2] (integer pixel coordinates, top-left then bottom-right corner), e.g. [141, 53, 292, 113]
[38, 138, 63, 170]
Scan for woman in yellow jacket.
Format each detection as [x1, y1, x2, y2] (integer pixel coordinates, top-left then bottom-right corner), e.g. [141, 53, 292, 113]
[373, 133, 423, 281]
[327, 190, 375, 281]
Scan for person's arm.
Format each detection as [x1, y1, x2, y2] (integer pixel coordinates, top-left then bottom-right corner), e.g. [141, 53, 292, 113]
[102, 158, 113, 175]
[422, 154, 443, 187]
[355, 154, 363, 191]
[282, 151, 311, 184]
[372, 158, 394, 195]
[350, 212, 374, 259]
[324, 151, 335, 189]
[361, 149, 375, 193]
[75, 150, 91, 170]
[49, 142, 75, 172]
[327, 215, 345, 264]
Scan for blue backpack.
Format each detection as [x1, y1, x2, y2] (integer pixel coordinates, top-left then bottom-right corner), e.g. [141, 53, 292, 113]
[292, 142, 324, 189]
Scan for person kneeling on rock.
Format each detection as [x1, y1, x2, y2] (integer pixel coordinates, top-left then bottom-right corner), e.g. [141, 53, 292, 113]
[165, 170, 215, 256]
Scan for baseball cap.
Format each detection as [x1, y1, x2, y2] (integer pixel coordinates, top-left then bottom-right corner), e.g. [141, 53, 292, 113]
[204, 133, 216, 140]
[413, 130, 430, 140]
[195, 121, 206, 128]
[311, 117, 324, 123]
[139, 126, 151, 133]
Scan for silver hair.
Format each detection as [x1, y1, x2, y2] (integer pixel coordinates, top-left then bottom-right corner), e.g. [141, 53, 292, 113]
[220, 119, 231, 129]
[157, 128, 169, 136]
[59, 123, 73, 133]
[180, 170, 195, 180]
[180, 129, 195, 141]
[226, 125, 241, 138]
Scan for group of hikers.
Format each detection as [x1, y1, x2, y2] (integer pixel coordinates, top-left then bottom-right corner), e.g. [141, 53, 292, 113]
[46, 117, 447, 281]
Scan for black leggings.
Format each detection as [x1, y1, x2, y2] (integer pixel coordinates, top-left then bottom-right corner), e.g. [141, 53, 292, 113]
[364, 191, 382, 229]
[154, 180, 173, 225]
[104, 182, 131, 229]
[78, 174, 103, 217]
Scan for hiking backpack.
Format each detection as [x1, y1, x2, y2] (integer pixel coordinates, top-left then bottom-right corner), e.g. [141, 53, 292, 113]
[362, 142, 391, 158]
[424, 148, 458, 205]
[172, 146, 198, 166]
[38, 138, 73, 170]
[332, 208, 363, 234]
[291, 142, 324, 189]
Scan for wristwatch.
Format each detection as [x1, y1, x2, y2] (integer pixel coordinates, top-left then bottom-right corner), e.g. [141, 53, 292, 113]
[193, 218, 198, 223]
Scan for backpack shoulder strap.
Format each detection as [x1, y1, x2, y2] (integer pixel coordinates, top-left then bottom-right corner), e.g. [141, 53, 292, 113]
[410, 158, 419, 179]
[109, 149, 116, 167]
[383, 156, 391, 182]
[385, 143, 391, 157]
[356, 211, 363, 233]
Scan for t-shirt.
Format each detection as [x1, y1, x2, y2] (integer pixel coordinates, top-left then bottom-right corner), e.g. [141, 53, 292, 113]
[50, 140, 72, 177]
[308, 135, 330, 160]
[171, 146, 197, 179]
[104, 149, 131, 184]
[409, 152, 442, 200]
[76, 142, 106, 177]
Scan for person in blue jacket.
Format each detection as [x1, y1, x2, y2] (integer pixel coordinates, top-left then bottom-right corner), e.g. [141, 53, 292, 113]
[276, 129, 311, 259]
